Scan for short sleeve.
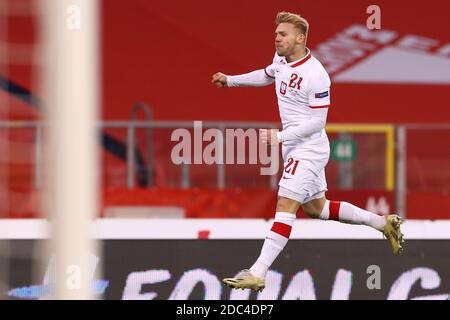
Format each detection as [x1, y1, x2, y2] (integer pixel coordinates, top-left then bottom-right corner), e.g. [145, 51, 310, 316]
[307, 70, 331, 107]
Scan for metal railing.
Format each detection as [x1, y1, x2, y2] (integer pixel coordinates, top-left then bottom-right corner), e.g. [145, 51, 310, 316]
[2, 113, 450, 217]
[127, 102, 153, 188]
[0, 107, 280, 190]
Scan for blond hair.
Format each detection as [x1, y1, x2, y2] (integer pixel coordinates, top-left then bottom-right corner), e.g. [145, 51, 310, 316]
[275, 11, 309, 36]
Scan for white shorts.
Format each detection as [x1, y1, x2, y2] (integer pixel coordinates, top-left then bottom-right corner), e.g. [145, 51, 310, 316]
[277, 144, 329, 204]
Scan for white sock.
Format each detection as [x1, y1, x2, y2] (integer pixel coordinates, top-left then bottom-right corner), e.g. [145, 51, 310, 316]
[319, 200, 386, 231]
[249, 212, 295, 278]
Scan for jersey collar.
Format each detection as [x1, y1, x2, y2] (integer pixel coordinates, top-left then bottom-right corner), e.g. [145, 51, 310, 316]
[288, 48, 311, 68]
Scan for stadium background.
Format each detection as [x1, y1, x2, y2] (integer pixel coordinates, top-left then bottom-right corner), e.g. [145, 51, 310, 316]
[0, 0, 449, 299]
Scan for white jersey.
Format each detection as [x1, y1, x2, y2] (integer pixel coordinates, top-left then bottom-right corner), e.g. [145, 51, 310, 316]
[265, 48, 331, 149]
[225, 49, 331, 201]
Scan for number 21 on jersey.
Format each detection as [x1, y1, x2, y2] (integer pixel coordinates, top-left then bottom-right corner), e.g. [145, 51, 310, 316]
[280, 74, 302, 95]
[289, 73, 302, 89]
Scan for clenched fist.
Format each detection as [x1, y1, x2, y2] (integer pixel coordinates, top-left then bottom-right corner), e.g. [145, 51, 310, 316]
[211, 72, 228, 88]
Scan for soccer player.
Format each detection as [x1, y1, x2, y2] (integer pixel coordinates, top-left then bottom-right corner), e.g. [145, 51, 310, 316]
[212, 12, 404, 292]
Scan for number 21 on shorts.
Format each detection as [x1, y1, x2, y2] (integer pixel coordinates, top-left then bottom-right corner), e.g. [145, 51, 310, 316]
[284, 157, 299, 176]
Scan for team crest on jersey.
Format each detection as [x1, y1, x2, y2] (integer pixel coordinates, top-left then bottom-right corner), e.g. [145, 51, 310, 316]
[280, 81, 287, 95]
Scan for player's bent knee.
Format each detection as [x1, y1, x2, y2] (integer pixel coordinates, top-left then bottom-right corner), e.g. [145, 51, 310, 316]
[276, 196, 301, 214]
[301, 197, 326, 219]
[302, 205, 321, 219]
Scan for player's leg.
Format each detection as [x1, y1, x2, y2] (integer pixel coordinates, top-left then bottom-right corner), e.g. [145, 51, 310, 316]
[302, 197, 386, 231]
[222, 152, 325, 292]
[249, 196, 299, 278]
[222, 196, 300, 292]
[302, 196, 404, 255]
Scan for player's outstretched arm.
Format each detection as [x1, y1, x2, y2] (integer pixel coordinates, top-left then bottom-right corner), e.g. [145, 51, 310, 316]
[211, 69, 274, 88]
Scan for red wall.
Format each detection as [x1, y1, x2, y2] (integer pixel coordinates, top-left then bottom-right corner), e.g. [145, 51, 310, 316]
[2, 0, 450, 218]
[102, 0, 450, 123]
[100, 0, 450, 219]
[5, 0, 450, 123]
